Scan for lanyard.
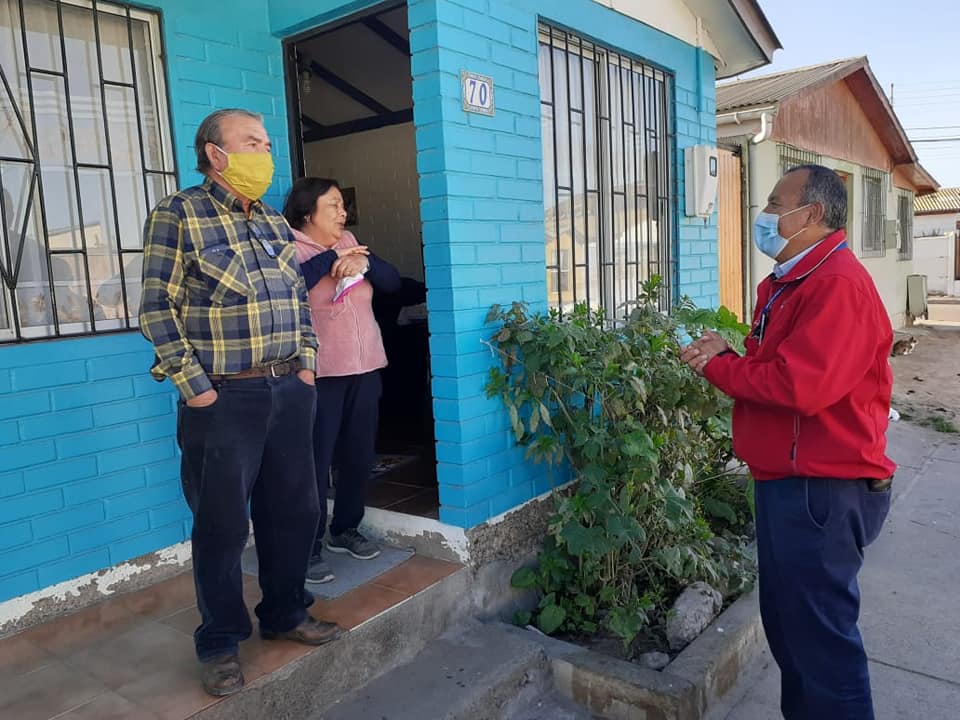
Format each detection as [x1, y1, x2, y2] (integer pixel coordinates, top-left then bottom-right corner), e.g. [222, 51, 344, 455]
[751, 285, 788, 343]
[751, 240, 848, 343]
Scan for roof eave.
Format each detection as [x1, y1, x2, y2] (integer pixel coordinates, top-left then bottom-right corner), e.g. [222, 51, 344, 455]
[684, 0, 782, 80]
[898, 163, 940, 195]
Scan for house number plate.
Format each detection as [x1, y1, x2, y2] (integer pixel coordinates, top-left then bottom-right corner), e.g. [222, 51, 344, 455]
[461, 71, 494, 116]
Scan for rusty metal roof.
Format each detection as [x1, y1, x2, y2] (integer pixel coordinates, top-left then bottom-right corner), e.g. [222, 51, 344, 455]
[716, 57, 867, 113]
[915, 187, 960, 214]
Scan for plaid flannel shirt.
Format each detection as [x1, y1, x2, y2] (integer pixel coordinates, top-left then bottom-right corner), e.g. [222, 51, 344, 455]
[139, 178, 317, 399]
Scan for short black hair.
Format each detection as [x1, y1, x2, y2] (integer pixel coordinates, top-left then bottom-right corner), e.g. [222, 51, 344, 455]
[282, 177, 341, 230]
[785, 164, 848, 230]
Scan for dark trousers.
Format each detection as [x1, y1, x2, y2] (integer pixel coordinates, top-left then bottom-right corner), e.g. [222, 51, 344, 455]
[755, 477, 891, 720]
[177, 373, 320, 661]
[313, 371, 381, 553]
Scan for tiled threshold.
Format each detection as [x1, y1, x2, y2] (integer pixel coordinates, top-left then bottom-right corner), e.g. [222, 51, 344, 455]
[0, 554, 461, 720]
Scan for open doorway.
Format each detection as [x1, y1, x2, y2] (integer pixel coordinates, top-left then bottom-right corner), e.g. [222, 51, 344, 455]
[283, 2, 438, 519]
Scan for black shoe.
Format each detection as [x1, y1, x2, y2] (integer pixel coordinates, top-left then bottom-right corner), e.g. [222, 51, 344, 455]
[200, 653, 244, 697]
[306, 554, 335, 584]
[327, 529, 381, 560]
[261, 616, 343, 645]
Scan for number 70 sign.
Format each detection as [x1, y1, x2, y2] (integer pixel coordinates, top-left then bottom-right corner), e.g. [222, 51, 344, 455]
[461, 71, 495, 116]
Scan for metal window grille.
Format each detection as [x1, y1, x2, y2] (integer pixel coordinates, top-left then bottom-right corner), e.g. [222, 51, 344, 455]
[897, 192, 913, 260]
[861, 168, 886, 257]
[0, 0, 176, 343]
[538, 24, 675, 317]
[778, 144, 821, 175]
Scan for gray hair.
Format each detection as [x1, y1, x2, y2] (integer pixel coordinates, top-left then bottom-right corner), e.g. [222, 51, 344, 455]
[785, 164, 848, 230]
[194, 109, 263, 173]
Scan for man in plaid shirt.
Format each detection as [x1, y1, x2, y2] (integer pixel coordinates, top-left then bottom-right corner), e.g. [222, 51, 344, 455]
[140, 109, 341, 697]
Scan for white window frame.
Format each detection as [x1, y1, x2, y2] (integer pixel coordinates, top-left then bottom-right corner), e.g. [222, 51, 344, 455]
[0, 0, 175, 343]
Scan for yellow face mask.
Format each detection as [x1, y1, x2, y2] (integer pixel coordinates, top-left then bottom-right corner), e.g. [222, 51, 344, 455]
[213, 145, 274, 200]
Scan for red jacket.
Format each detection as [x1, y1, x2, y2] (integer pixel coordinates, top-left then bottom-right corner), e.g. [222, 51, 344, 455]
[704, 230, 896, 481]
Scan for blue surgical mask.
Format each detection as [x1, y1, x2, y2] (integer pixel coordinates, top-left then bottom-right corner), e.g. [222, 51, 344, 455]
[753, 204, 811, 260]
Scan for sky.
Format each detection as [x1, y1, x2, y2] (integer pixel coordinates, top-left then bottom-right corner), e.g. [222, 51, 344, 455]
[737, 0, 960, 189]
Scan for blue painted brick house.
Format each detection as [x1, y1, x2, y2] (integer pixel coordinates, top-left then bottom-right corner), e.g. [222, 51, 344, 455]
[0, 0, 777, 613]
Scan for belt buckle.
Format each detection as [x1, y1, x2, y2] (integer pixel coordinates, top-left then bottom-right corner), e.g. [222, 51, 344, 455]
[269, 363, 282, 378]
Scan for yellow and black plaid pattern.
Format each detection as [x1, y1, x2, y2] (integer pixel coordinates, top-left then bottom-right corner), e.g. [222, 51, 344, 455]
[139, 179, 317, 399]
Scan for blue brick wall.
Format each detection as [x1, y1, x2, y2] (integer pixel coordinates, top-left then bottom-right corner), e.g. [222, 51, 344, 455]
[409, 0, 719, 527]
[0, 334, 181, 602]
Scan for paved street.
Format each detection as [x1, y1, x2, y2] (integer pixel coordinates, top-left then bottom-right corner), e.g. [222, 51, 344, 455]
[709, 421, 960, 720]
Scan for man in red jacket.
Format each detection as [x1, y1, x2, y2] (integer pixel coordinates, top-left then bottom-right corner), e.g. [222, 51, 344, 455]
[682, 164, 894, 720]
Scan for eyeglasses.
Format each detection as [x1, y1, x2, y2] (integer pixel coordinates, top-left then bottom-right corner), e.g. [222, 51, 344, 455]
[246, 221, 276, 257]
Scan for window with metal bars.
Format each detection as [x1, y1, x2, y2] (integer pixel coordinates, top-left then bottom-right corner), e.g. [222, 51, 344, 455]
[778, 144, 821, 175]
[861, 168, 886, 257]
[538, 24, 675, 317]
[0, 0, 176, 343]
[897, 192, 913, 260]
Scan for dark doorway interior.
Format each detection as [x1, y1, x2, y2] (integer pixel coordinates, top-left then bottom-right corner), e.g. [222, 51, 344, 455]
[284, 2, 438, 519]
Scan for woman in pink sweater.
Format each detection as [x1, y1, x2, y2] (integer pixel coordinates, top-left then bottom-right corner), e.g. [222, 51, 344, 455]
[283, 178, 400, 584]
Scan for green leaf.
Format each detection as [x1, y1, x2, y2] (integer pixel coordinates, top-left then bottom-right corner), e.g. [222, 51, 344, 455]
[539, 401, 553, 428]
[560, 522, 606, 557]
[607, 606, 645, 645]
[485, 305, 502, 324]
[537, 604, 566, 635]
[513, 610, 532, 627]
[703, 497, 738, 525]
[529, 403, 541, 433]
[508, 403, 523, 441]
[511, 566, 538, 590]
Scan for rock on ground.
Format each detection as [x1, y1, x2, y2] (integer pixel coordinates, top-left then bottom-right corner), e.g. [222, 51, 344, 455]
[666, 581, 722, 652]
[637, 651, 671, 670]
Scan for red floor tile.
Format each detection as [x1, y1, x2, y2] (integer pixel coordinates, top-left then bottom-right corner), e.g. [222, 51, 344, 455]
[51, 691, 161, 720]
[0, 634, 56, 677]
[119, 572, 197, 621]
[0, 660, 108, 720]
[19, 600, 141, 658]
[310, 583, 409, 630]
[371, 555, 461, 596]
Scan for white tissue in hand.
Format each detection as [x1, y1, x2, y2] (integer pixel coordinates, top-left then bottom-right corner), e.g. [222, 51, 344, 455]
[332, 274, 364, 304]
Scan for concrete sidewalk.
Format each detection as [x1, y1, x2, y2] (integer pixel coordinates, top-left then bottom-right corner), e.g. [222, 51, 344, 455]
[710, 422, 960, 719]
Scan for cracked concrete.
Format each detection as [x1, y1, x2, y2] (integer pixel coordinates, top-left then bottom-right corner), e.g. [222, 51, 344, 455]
[707, 422, 960, 719]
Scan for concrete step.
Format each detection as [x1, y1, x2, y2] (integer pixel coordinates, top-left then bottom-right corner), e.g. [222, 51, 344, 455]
[318, 621, 595, 720]
[195, 565, 474, 720]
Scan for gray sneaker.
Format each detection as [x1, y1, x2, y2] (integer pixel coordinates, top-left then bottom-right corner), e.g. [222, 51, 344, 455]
[305, 554, 335, 584]
[327, 529, 381, 560]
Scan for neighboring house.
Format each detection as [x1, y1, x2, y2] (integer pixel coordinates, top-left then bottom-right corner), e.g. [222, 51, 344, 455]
[715, 57, 938, 329]
[0, 0, 779, 617]
[913, 188, 960, 297]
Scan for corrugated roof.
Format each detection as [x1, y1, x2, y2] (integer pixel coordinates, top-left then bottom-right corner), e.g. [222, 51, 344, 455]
[915, 187, 960, 214]
[716, 57, 866, 113]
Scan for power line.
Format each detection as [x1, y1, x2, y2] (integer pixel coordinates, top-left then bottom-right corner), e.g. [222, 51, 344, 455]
[906, 125, 960, 131]
[911, 137, 960, 143]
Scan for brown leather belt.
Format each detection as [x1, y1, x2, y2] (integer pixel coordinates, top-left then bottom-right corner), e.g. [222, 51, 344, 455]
[867, 477, 893, 493]
[209, 358, 300, 383]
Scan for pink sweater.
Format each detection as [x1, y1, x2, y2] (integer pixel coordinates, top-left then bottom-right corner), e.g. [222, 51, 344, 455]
[292, 228, 388, 378]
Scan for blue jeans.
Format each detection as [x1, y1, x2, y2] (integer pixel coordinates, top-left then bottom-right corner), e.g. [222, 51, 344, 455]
[755, 477, 891, 720]
[177, 372, 320, 660]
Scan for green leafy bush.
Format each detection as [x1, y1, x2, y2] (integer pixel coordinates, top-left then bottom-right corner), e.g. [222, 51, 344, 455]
[486, 279, 755, 648]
